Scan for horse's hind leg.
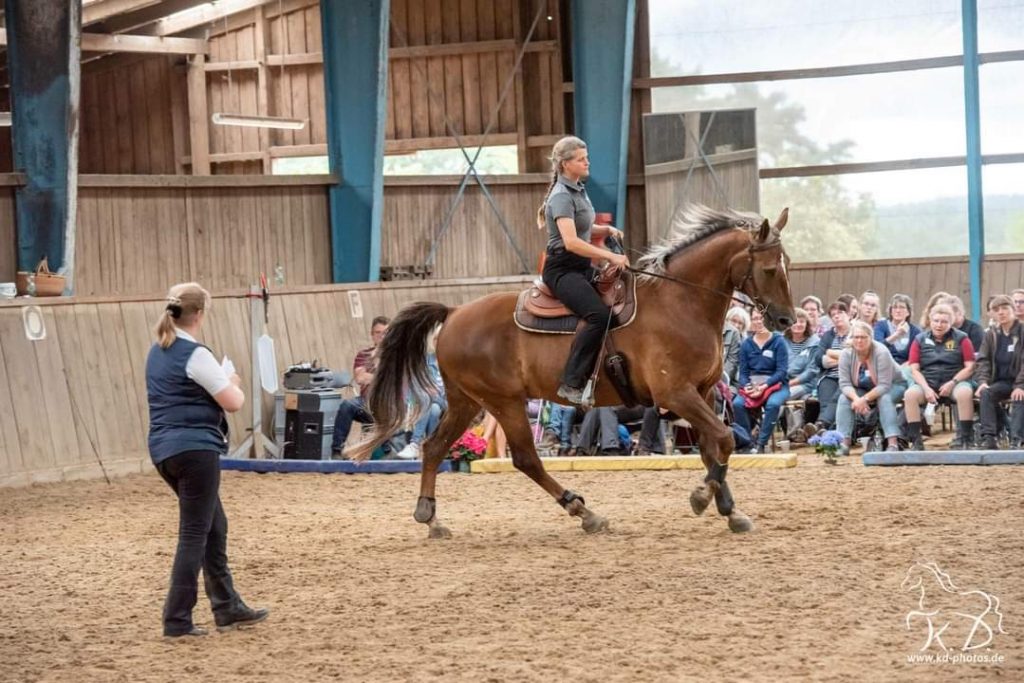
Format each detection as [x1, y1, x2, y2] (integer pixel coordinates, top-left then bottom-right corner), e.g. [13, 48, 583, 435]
[666, 385, 753, 533]
[493, 402, 609, 534]
[415, 386, 479, 539]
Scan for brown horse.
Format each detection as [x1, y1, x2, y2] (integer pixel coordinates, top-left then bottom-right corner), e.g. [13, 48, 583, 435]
[354, 205, 796, 538]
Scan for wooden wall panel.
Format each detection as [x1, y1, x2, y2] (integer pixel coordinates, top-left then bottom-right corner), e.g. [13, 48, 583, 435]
[381, 179, 550, 278]
[80, 56, 181, 174]
[0, 277, 535, 487]
[0, 187, 16, 282]
[73, 181, 331, 296]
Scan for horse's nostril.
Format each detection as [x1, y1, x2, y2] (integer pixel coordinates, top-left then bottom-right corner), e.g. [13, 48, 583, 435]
[779, 317, 793, 327]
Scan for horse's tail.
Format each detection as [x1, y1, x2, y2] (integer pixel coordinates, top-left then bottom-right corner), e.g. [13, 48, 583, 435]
[347, 302, 451, 461]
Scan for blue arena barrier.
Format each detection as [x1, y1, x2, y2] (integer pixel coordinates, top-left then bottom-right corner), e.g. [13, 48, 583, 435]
[220, 458, 453, 474]
[863, 450, 1024, 466]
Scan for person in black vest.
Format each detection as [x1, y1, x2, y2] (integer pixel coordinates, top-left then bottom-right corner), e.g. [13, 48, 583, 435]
[536, 135, 629, 404]
[904, 303, 977, 450]
[146, 282, 269, 638]
[974, 295, 1024, 449]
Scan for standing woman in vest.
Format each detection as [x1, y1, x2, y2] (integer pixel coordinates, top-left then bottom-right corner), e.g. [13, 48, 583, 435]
[146, 283, 268, 638]
[537, 136, 630, 404]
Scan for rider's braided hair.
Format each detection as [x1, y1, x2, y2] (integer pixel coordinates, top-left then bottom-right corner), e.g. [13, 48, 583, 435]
[536, 136, 587, 229]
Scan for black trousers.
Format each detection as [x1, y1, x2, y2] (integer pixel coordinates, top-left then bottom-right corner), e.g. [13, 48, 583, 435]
[156, 450, 241, 636]
[978, 380, 1024, 440]
[543, 256, 611, 389]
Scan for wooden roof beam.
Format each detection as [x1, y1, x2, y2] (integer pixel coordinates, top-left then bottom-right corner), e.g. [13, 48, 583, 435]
[82, 0, 163, 27]
[0, 30, 208, 55]
[145, 0, 276, 37]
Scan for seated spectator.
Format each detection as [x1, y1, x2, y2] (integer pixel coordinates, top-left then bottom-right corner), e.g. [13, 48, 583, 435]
[332, 316, 390, 458]
[395, 351, 446, 460]
[919, 291, 951, 330]
[1012, 289, 1024, 325]
[875, 293, 921, 366]
[809, 301, 852, 434]
[726, 306, 751, 338]
[800, 295, 830, 337]
[574, 406, 633, 455]
[939, 294, 985, 351]
[541, 403, 578, 456]
[482, 411, 507, 458]
[857, 290, 882, 328]
[722, 321, 742, 389]
[904, 304, 976, 450]
[732, 309, 790, 453]
[784, 309, 820, 400]
[836, 321, 902, 454]
[974, 295, 1024, 450]
[838, 293, 859, 319]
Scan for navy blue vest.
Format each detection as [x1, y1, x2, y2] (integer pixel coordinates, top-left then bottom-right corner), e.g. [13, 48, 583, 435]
[146, 337, 229, 464]
[915, 328, 969, 388]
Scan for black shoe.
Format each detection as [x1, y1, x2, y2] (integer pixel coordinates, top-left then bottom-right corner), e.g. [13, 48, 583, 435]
[165, 625, 208, 638]
[556, 384, 585, 405]
[331, 447, 343, 459]
[980, 437, 998, 450]
[215, 603, 270, 631]
[912, 436, 925, 451]
[950, 435, 974, 450]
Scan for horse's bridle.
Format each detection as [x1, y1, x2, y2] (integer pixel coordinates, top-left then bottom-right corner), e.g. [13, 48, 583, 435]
[627, 235, 782, 316]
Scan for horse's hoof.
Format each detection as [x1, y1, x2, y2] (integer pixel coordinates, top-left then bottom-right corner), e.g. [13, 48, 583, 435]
[428, 522, 452, 539]
[414, 497, 435, 524]
[727, 511, 754, 533]
[689, 486, 712, 515]
[581, 511, 609, 534]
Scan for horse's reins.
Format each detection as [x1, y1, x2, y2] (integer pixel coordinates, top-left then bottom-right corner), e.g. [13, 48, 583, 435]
[623, 238, 782, 314]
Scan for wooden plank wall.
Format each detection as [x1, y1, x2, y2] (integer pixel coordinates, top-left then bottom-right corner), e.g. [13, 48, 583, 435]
[381, 176, 650, 278]
[73, 179, 332, 295]
[643, 151, 759, 246]
[0, 187, 15, 282]
[79, 55, 183, 174]
[74, 0, 568, 175]
[0, 277, 533, 487]
[789, 254, 1024, 315]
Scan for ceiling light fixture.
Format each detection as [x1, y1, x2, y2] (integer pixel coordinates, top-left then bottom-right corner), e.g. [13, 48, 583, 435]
[211, 112, 306, 130]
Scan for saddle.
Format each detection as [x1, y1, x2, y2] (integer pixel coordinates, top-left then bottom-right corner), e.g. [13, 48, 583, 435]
[514, 269, 637, 335]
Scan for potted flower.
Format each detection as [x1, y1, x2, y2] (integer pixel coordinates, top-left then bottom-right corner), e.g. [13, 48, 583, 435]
[449, 431, 488, 472]
[808, 429, 846, 465]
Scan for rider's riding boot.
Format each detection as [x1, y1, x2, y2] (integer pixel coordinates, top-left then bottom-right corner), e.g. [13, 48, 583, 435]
[557, 384, 585, 405]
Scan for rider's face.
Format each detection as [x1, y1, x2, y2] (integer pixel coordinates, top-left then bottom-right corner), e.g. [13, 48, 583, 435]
[563, 149, 590, 180]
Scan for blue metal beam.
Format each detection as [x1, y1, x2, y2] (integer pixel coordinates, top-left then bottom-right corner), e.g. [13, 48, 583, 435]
[962, 0, 985, 319]
[320, 0, 389, 283]
[571, 0, 636, 228]
[5, 0, 80, 285]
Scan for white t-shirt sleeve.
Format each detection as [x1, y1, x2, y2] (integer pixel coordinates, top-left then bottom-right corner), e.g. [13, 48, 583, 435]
[186, 347, 232, 396]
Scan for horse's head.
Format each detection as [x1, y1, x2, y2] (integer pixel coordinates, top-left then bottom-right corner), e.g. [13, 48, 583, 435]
[735, 208, 796, 331]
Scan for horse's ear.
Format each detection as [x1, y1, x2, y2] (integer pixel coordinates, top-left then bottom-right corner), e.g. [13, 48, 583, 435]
[757, 218, 771, 243]
[774, 207, 789, 231]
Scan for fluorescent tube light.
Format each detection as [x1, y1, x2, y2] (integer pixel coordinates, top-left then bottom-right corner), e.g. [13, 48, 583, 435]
[0, 112, 11, 127]
[211, 112, 306, 130]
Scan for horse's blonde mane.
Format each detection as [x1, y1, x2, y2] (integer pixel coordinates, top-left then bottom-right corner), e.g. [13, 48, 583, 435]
[635, 204, 764, 283]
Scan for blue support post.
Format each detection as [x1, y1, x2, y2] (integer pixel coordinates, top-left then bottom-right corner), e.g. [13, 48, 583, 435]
[962, 0, 985, 319]
[571, 0, 636, 228]
[5, 0, 81, 288]
[320, 0, 390, 283]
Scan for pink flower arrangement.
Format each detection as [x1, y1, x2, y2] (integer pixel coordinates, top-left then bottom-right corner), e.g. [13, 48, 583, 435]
[449, 431, 488, 461]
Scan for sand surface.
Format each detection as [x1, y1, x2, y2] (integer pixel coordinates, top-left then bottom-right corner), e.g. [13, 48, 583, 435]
[1, 455, 1021, 682]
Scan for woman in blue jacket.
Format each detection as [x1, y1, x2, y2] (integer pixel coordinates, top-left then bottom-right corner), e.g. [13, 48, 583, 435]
[732, 309, 790, 453]
[145, 283, 268, 638]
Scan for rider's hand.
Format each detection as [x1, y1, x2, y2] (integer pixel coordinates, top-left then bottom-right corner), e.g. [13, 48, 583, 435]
[608, 252, 629, 272]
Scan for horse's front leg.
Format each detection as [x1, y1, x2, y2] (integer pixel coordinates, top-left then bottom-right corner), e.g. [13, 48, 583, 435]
[665, 385, 754, 533]
[494, 402, 609, 534]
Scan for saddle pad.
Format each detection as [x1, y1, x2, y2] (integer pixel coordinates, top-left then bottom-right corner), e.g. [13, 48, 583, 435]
[513, 275, 638, 335]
